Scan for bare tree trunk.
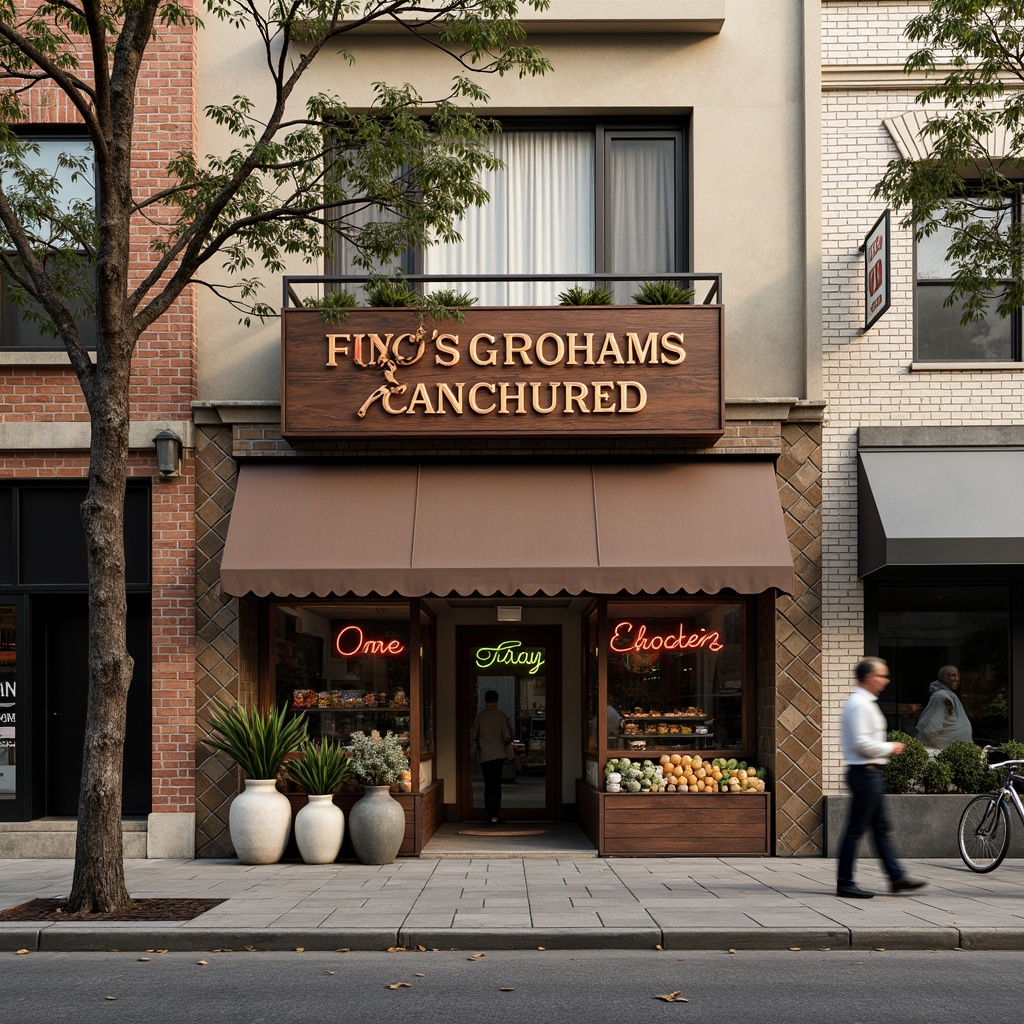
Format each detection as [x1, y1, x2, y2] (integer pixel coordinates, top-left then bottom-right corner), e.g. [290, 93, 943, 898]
[67, 360, 134, 914]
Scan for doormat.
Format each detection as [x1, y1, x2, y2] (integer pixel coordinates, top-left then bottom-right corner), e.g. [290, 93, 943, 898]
[457, 829, 546, 837]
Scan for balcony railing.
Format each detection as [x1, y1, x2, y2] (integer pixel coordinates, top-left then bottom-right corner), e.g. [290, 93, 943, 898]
[283, 272, 722, 310]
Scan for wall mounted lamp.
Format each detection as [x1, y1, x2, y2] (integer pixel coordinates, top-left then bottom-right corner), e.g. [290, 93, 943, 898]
[153, 429, 183, 478]
[496, 605, 522, 622]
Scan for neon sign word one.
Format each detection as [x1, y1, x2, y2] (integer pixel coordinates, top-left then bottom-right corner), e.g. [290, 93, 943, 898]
[334, 625, 406, 658]
[609, 621, 724, 654]
[474, 641, 545, 676]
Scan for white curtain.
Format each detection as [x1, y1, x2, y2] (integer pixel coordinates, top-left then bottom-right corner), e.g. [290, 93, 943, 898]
[424, 131, 595, 305]
[608, 137, 676, 301]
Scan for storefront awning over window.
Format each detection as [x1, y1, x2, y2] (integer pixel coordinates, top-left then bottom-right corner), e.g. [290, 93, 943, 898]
[220, 460, 794, 598]
[859, 450, 1024, 577]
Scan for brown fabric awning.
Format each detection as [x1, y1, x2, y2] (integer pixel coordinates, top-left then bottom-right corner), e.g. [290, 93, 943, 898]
[220, 460, 794, 598]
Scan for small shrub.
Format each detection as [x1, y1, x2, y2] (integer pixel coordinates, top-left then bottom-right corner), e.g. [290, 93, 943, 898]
[631, 280, 694, 305]
[883, 731, 928, 794]
[424, 288, 477, 308]
[558, 284, 613, 305]
[365, 276, 421, 307]
[920, 759, 954, 794]
[936, 740, 987, 793]
[348, 729, 409, 787]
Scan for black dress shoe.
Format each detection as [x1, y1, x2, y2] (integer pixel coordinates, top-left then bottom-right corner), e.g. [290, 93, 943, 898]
[890, 877, 926, 893]
[836, 885, 875, 899]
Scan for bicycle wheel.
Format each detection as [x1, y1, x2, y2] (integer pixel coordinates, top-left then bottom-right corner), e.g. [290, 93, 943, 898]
[958, 794, 1011, 872]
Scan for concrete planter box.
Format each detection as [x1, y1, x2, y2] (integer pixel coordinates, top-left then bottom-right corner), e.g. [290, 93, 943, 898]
[824, 793, 1024, 859]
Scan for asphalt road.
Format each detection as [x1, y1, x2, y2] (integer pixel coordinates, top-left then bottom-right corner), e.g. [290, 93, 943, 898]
[5, 948, 1023, 1024]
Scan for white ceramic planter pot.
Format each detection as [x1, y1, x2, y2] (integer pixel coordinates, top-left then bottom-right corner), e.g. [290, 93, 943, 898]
[294, 794, 345, 864]
[349, 785, 406, 865]
[228, 778, 292, 865]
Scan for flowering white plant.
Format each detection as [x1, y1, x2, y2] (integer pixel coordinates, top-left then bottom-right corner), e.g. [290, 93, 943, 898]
[348, 729, 409, 787]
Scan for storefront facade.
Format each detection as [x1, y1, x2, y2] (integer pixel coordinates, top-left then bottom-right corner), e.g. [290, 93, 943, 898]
[822, 0, 1024, 823]
[192, 5, 826, 859]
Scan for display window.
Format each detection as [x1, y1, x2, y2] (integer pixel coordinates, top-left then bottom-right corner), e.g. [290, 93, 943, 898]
[0, 604, 15, 802]
[589, 598, 750, 756]
[271, 602, 427, 785]
[872, 584, 1012, 748]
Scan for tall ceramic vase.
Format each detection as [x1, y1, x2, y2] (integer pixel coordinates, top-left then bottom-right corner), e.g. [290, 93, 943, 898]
[349, 785, 406, 865]
[229, 778, 292, 865]
[294, 794, 345, 864]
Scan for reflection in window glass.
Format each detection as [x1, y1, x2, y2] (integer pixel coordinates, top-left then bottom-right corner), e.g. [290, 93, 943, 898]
[605, 601, 746, 753]
[0, 605, 15, 800]
[273, 603, 412, 766]
[876, 585, 1010, 747]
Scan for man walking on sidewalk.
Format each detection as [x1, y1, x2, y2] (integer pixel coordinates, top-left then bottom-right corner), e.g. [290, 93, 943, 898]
[837, 657, 927, 899]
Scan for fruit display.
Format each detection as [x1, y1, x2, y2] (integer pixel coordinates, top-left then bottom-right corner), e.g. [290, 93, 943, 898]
[604, 754, 766, 793]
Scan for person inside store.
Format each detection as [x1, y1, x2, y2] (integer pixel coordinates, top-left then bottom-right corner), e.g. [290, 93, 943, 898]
[837, 656, 926, 899]
[471, 689, 514, 824]
[606, 703, 622, 741]
[915, 664, 972, 752]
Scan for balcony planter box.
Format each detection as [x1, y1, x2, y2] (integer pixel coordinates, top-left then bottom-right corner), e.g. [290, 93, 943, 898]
[577, 780, 770, 856]
[823, 793, 1024, 859]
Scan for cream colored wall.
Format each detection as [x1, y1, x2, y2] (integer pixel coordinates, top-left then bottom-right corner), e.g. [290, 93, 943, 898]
[196, 1, 815, 403]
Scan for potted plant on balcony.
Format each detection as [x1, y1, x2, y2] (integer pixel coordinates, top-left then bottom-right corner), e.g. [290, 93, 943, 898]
[205, 701, 307, 864]
[558, 284, 613, 305]
[347, 729, 410, 865]
[286, 738, 354, 864]
[631, 280, 694, 305]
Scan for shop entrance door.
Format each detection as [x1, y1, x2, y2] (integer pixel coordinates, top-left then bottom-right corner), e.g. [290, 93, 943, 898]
[457, 626, 561, 822]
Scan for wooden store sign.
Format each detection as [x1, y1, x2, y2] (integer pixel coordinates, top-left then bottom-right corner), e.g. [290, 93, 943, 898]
[281, 306, 724, 441]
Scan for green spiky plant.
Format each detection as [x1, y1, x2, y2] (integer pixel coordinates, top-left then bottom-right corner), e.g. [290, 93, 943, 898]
[558, 284, 614, 305]
[424, 288, 477, 308]
[631, 280, 695, 305]
[205, 701, 307, 781]
[303, 289, 358, 324]
[365, 276, 421, 307]
[286, 738, 354, 795]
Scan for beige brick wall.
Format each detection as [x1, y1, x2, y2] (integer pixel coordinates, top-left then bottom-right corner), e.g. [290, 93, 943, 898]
[821, 3, 1024, 789]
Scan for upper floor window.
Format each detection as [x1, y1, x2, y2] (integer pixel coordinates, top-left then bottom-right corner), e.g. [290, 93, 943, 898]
[0, 134, 96, 349]
[329, 122, 687, 306]
[916, 194, 1020, 362]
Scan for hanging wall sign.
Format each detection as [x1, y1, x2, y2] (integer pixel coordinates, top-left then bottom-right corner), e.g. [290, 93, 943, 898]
[281, 305, 724, 442]
[863, 210, 891, 331]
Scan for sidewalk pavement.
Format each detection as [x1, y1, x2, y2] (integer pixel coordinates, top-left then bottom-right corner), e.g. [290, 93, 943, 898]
[3, 855, 1024, 953]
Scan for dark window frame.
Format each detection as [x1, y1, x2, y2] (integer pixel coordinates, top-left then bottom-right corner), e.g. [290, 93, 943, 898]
[914, 188, 1023, 362]
[0, 128, 97, 351]
[328, 117, 691, 283]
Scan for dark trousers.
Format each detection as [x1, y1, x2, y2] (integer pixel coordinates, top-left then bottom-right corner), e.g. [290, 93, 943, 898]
[837, 764, 904, 888]
[480, 758, 504, 820]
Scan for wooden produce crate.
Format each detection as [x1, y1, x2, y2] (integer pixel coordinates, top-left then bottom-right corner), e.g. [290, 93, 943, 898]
[576, 779, 771, 857]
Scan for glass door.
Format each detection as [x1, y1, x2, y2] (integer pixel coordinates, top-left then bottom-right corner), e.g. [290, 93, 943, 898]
[457, 626, 561, 821]
[0, 598, 23, 819]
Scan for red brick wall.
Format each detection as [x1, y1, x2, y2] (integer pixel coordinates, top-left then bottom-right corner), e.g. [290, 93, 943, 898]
[1, 10, 198, 818]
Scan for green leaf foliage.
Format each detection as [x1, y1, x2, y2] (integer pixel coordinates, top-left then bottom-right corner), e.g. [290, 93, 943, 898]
[348, 729, 409, 787]
[558, 284, 613, 305]
[205, 701, 307, 780]
[883, 731, 929, 794]
[365, 276, 421, 308]
[631, 280, 695, 305]
[286, 738, 354, 795]
[874, 1, 1024, 326]
[936, 739, 989, 793]
[920, 758, 954, 794]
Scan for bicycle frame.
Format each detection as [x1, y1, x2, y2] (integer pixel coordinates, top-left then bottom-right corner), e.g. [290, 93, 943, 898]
[986, 760, 1024, 825]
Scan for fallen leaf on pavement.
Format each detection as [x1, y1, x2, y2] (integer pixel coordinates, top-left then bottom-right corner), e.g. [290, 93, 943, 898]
[137, 958, 151, 962]
[295, 947, 304, 953]
[500, 987, 515, 992]
[655, 991, 688, 1003]
[105, 997, 117, 1001]
[727, 949, 737, 954]
[196, 960, 208, 965]
[325, 971, 335, 976]
[15, 949, 29, 955]
[789, 947, 801, 951]
[387, 982, 412, 989]
[468, 953, 485, 961]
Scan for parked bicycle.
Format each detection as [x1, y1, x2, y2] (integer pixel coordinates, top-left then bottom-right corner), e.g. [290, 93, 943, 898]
[958, 748, 1024, 872]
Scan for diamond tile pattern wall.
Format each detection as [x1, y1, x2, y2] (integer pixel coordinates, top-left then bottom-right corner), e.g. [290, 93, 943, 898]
[195, 425, 243, 857]
[773, 423, 823, 855]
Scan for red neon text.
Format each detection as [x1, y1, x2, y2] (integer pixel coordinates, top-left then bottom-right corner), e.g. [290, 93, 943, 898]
[335, 625, 406, 658]
[609, 621, 724, 654]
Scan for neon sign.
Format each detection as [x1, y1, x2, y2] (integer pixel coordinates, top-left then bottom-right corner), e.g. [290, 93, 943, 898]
[474, 641, 545, 676]
[609, 621, 724, 654]
[334, 625, 406, 658]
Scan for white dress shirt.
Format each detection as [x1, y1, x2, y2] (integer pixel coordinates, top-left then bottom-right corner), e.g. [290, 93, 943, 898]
[840, 685, 897, 765]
